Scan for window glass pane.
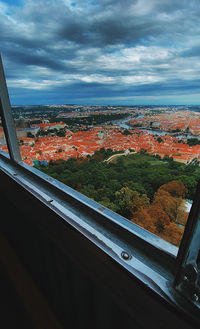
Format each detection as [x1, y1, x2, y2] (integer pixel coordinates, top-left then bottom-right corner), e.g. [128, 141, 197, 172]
[10, 105, 200, 247]
[3, 0, 200, 249]
[0, 114, 9, 155]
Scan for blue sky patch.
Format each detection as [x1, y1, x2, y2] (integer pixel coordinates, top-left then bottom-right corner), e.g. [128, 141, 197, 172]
[0, 0, 23, 7]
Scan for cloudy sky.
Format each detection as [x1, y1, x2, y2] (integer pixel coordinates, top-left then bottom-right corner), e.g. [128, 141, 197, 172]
[1, 0, 200, 105]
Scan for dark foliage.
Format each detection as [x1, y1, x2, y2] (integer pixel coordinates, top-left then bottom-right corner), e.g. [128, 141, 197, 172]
[39, 152, 200, 218]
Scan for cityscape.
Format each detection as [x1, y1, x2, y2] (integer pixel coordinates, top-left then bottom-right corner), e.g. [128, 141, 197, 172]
[1, 104, 200, 246]
[1, 105, 200, 166]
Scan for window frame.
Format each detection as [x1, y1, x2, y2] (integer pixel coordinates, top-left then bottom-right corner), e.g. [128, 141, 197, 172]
[0, 56, 21, 162]
[1, 53, 200, 322]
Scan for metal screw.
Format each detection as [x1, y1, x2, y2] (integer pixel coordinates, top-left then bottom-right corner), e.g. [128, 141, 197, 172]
[193, 294, 199, 302]
[183, 275, 188, 282]
[121, 251, 132, 260]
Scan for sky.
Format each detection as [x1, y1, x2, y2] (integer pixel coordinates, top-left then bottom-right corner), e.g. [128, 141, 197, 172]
[1, 0, 200, 105]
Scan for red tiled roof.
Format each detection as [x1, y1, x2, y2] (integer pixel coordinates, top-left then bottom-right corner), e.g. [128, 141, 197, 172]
[12, 125, 200, 165]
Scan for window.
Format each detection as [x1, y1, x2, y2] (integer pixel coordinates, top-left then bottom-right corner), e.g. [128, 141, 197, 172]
[1, 51, 200, 249]
[3, 64, 200, 248]
[1, 52, 200, 320]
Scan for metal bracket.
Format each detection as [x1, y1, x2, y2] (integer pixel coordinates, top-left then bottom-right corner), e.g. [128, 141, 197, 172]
[176, 264, 200, 307]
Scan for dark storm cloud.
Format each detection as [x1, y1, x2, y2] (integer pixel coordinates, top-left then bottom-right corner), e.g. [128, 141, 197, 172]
[89, 19, 160, 46]
[1, 0, 200, 104]
[9, 76, 200, 106]
[4, 49, 67, 71]
[58, 3, 162, 47]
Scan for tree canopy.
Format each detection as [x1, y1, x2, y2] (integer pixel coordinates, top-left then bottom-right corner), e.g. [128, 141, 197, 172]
[38, 152, 199, 246]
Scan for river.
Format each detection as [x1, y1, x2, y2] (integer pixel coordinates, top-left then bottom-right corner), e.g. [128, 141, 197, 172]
[111, 116, 133, 129]
[111, 116, 200, 140]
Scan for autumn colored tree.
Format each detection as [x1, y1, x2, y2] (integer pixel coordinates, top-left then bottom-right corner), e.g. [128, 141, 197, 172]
[147, 204, 170, 233]
[158, 180, 187, 198]
[176, 200, 189, 226]
[153, 189, 182, 222]
[130, 180, 188, 246]
[131, 208, 156, 234]
[159, 222, 183, 246]
[132, 204, 184, 246]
